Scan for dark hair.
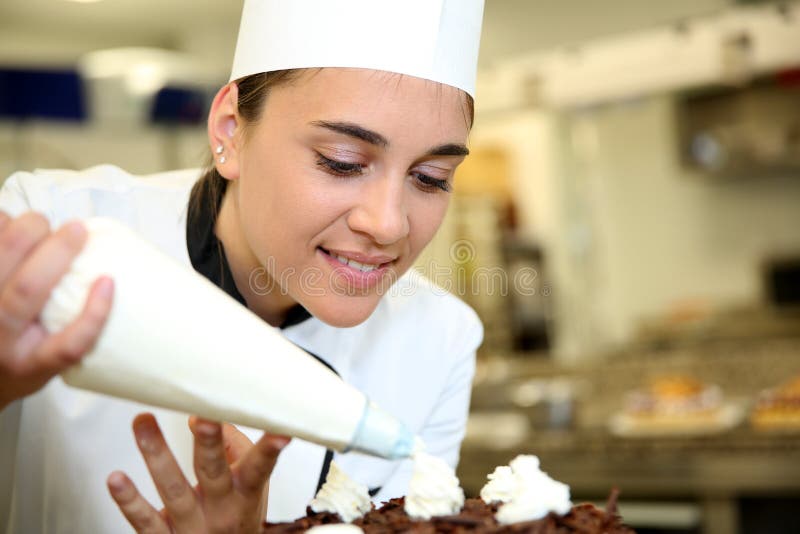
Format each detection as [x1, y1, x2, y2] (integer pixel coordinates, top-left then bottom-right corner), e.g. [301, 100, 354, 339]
[188, 70, 302, 226]
[187, 69, 475, 224]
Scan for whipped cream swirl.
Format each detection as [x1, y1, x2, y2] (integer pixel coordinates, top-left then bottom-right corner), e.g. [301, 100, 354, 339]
[479, 465, 516, 504]
[309, 462, 372, 523]
[483, 455, 572, 524]
[405, 452, 465, 519]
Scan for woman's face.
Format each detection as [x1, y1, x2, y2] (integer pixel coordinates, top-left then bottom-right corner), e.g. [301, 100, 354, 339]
[217, 68, 471, 327]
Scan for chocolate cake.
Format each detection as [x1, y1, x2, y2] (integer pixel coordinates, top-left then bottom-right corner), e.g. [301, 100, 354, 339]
[262, 489, 635, 533]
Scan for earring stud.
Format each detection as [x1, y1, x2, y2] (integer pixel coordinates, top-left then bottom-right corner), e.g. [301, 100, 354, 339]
[219, 155, 227, 164]
[215, 144, 224, 155]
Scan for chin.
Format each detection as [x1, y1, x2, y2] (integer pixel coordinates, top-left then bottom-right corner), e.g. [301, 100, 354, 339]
[304, 295, 381, 328]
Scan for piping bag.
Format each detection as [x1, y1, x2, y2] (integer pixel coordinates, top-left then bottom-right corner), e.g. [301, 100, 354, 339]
[40, 217, 416, 460]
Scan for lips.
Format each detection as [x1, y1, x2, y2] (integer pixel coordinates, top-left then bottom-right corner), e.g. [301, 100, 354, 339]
[329, 252, 379, 272]
[318, 247, 396, 270]
[317, 247, 396, 291]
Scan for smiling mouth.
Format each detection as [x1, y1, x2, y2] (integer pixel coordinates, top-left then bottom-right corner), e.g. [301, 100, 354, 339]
[317, 247, 393, 273]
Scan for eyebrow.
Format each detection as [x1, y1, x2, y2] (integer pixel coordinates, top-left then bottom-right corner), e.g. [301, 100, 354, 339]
[426, 143, 470, 157]
[311, 120, 388, 148]
[310, 120, 469, 157]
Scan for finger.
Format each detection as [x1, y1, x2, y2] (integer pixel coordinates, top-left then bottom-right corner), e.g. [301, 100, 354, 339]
[27, 276, 113, 374]
[3, 321, 47, 374]
[0, 220, 87, 332]
[0, 323, 54, 406]
[0, 211, 10, 233]
[0, 212, 51, 288]
[0, 213, 52, 333]
[107, 471, 171, 534]
[235, 433, 290, 496]
[190, 417, 234, 499]
[133, 413, 204, 533]
[221, 423, 254, 465]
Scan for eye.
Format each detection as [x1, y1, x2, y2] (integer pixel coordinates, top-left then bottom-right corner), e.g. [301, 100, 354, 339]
[315, 153, 365, 176]
[413, 172, 452, 193]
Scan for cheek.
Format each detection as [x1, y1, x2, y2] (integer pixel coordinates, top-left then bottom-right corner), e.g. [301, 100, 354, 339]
[237, 158, 305, 264]
[407, 195, 450, 253]
[237, 157, 343, 265]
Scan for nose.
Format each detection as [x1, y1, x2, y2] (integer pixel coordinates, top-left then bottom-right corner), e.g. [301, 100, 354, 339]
[346, 175, 410, 245]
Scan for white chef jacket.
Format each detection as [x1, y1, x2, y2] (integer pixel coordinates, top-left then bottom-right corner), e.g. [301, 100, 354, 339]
[0, 165, 483, 534]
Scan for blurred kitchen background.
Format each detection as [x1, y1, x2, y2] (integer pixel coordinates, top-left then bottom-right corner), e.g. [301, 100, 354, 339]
[1, 1, 799, 532]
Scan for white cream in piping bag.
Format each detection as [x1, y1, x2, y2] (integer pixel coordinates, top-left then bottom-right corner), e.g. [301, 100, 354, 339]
[480, 455, 572, 524]
[310, 462, 372, 523]
[40, 218, 415, 459]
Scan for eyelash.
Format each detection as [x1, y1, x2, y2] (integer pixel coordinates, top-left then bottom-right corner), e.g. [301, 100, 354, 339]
[315, 153, 452, 193]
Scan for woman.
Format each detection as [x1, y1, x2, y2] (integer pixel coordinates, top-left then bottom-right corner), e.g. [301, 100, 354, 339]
[0, 1, 484, 532]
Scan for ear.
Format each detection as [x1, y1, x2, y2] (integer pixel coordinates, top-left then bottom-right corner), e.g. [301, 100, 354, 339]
[207, 82, 242, 181]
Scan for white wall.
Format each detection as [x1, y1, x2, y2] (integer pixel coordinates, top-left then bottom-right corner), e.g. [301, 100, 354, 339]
[0, 27, 166, 68]
[480, 0, 730, 68]
[0, 121, 208, 184]
[470, 110, 559, 245]
[549, 95, 800, 360]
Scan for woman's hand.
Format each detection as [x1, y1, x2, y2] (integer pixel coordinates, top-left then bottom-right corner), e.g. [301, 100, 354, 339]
[0, 211, 114, 410]
[108, 413, 290, 534]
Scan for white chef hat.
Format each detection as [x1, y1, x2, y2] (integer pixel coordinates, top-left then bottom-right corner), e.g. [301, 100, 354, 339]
[229, 0, 485, 98]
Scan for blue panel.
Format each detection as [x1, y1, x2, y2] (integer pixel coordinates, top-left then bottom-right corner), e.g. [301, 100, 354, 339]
[150, 86, 208, 126]
[0, 68, 86, 121]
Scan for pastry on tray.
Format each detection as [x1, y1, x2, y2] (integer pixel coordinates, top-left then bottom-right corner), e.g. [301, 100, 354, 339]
[751, 375, 800, 430]
[610, 375, 742, 436]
